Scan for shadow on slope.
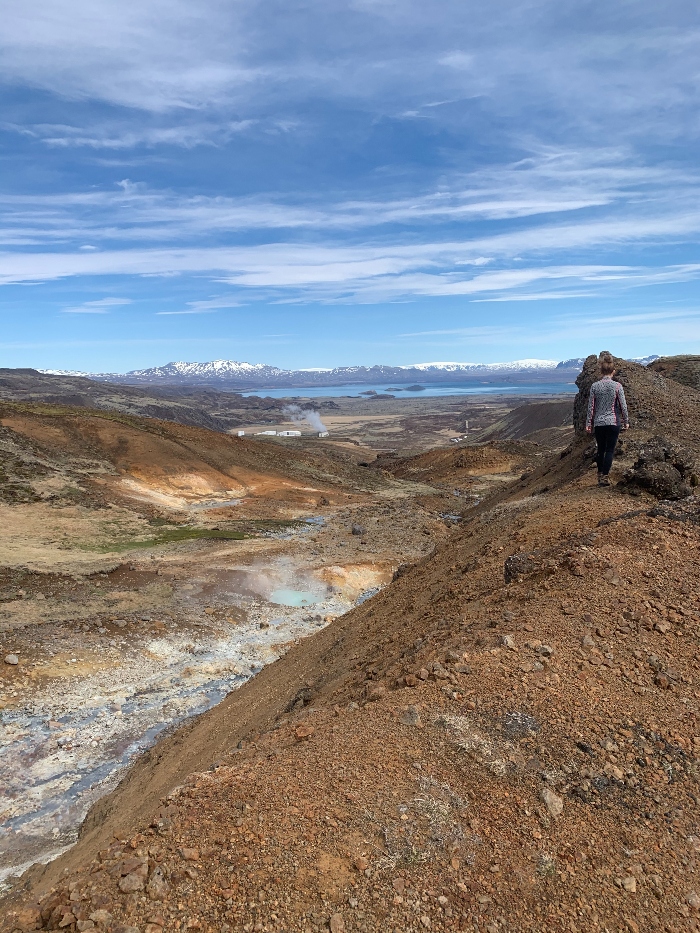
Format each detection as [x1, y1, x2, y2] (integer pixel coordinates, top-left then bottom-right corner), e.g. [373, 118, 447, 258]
[477, 398, 574, 445]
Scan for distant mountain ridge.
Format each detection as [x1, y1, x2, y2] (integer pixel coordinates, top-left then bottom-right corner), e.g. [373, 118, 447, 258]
[556, 355, 659, 369]
[41, 355, 659, 390]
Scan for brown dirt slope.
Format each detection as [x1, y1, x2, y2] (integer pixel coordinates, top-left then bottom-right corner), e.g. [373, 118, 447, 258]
[648, 355, 700, 392]
[374, 442, 534, 491]
[477, 399, 573, 444]
[4, 362, 700, 933]
[0, 402, 407, 515]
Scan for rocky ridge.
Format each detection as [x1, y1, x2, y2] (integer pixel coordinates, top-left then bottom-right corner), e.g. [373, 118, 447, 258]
[648, 356, 700, 392]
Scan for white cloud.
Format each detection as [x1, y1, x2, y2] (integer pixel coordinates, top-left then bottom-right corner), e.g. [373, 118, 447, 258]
[5, 120, 256, 149]
[471, 291, 593, 302]
[399, 324, 522, 338]
[0, 0, 262, 112]
[62, 297, 132, 313]
[398, 306, 700, 347]
[155, 296, 241, 314]
[6, 239, 700, 308]
[156, 309, 218, 315]
[1, 146, 698, 254]
[0, 0, 698, 145]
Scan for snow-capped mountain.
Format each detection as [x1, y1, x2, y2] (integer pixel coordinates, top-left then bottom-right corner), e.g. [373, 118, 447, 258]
[126, 360, 286, 380]
[630, 355, 660, 366]
[557, 354, 659, 369]
[77, 357, 581, 389]
[39, 355, 659, 390]
[406, 359, 558, 372]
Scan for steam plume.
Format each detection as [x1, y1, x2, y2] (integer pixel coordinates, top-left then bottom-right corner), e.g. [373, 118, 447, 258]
[283, 404, 328, 432]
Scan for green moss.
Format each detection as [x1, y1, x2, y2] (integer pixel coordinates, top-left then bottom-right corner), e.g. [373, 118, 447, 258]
[90, 527, 247, 552]
[78, 517, 306, 553]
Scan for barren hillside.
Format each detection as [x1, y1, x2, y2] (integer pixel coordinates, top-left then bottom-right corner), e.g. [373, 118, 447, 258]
[0, 401, 403, 520]
[3, 359, 700, 933]
[477, 399, 574, 446]
[374, 442, 539, 498]
[0, 370, 290, 434]
[648, 355, 700, 392]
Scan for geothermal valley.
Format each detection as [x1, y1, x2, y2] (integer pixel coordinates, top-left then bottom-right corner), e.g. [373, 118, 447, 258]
[1, 355, 700, 933]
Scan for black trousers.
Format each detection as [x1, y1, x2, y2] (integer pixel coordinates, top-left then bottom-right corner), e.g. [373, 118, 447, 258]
[594, 425, 620, 476]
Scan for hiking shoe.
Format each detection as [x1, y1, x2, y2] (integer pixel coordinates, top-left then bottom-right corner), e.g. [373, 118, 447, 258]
[598, 475, 611, 486]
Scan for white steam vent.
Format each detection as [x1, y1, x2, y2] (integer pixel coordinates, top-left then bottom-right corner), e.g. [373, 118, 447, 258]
[283, 404, 328, 434]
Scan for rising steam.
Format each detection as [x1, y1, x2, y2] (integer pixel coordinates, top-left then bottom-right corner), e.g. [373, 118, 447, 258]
[283, 404, 328, 433]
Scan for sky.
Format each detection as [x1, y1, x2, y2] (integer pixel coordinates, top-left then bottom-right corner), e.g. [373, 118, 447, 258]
[1, 0, 700, 372]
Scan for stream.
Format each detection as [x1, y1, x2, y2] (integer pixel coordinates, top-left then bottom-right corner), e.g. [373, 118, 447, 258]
[0, 550, 377, 889]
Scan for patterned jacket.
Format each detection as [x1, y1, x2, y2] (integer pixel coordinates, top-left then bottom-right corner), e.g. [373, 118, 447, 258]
[586, 377, 629, 430]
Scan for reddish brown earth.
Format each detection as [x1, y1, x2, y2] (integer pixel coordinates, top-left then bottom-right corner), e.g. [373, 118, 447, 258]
[0, 403, 398, 517]
[3, 358, 700, 933]
[375, 442, 537, 494]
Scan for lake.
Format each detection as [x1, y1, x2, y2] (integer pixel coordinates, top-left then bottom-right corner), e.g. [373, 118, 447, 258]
[241, 381, 578, 399]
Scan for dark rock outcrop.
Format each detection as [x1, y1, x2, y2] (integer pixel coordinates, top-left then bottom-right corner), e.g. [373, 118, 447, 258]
[573, 353, 657, 435]
[573, 352, 700, 442]
[619, 436, 698, 500]
[648, 355, 700, 391]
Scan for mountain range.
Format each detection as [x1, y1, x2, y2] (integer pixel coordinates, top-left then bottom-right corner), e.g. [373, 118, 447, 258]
[42, 355, 659, 390]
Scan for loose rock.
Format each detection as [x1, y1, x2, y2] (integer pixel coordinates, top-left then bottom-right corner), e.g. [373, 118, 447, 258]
[541, 788, 564, 819]
[399, 705, 422, 727]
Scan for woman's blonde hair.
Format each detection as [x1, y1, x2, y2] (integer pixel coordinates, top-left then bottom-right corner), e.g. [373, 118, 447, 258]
[599, 351, 615, 376]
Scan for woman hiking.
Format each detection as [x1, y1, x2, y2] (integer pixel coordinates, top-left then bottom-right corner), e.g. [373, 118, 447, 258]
[585, 351, 629, 486]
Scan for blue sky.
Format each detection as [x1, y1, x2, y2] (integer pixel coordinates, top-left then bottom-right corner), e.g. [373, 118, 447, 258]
[1, 0, 700, 372]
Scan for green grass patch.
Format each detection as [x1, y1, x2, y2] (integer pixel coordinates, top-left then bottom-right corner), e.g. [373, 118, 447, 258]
[226, 518, 306, 532]
[80, 517, 308, 552]
[90, 527, 248, 552]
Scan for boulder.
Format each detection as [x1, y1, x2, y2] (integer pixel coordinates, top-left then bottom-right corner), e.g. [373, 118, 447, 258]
[620, 436, 697, 499]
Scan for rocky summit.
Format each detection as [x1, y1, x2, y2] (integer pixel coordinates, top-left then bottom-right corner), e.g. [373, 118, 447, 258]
[2, 357, 700, 933]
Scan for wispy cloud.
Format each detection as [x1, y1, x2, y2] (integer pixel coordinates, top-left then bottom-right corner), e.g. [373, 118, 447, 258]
[2, 1, 700, 367]
[3, 148, 696, 249]
[156, 309, 218, 315]
[156, 296, 241, 314]
[397, 306, 700, 347]
[5, 120, 256, 150]
[5, 242, 700, 306]
[398, 324, 520, 338]
[472, 291, 593, 302]
[61, 297, 132, 313]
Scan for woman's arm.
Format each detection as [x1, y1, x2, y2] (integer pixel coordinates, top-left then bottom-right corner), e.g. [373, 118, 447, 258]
[586, 384, 596, 432]
[617, 384, 630, 428]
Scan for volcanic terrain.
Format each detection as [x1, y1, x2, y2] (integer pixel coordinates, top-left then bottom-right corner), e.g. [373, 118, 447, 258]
[2, 356, 700, 933]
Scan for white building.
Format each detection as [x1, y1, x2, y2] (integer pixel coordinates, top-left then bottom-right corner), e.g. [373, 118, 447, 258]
[236, 431, 245, 436]
[255, 430, 277, 435]
[318, 431, 329, 437]
[278, 430, 302, 437]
